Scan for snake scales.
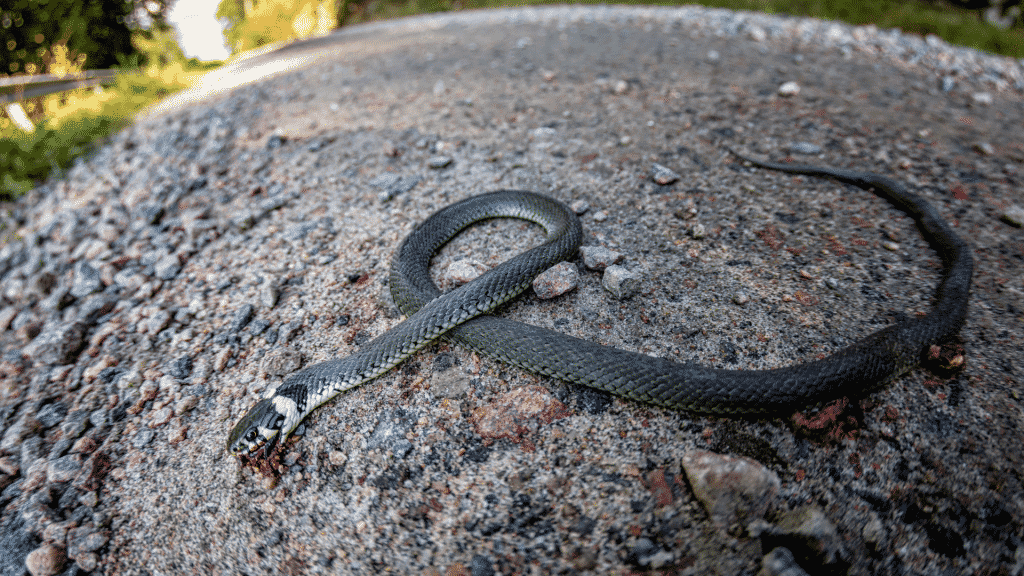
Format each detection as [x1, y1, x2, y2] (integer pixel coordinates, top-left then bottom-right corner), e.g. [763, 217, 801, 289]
[228, 151, 973, 464]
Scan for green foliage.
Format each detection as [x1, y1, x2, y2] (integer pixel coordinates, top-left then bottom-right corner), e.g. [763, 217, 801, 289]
[0, 0, 136, 74]
[217, 0, 247, 51]
[132, 25, 188, 69]
[0, 112, 111, 197]
[717, 0, 1024, 57]
[186, 58, 225, 71]
[217, 0, 339, 54]
[0, 0, 201, 200]
[0, 71, 187, 199]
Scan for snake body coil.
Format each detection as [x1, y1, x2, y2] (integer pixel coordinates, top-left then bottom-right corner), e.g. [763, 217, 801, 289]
[228, 153, 973, 463]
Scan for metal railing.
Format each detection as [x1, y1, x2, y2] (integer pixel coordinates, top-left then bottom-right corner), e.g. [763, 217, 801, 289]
[0, 69, 119, 105]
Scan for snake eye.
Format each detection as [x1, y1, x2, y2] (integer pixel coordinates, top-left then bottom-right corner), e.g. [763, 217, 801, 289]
[245, 429, 258, 443]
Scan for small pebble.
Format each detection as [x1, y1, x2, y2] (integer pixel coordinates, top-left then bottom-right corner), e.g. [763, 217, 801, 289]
[369, 173, 401, 190]
[651, 163, 680, 185]
[382, 140, 401, 157]
[470, 554, 496, 576]
[427, 156, 452, 169]
[249, 318, 270, 335]
[139, 309, 171, 335]
[570, 199, 590, 214]
[329, 450, 347, 466]
[149, 407, 173, 427]
[862, 516, 886, 550]
[774, 506, 846, 565]
[46, 454, 82, 483]
[260, 281, 281, 308]
[674, 202, 698, 220]
[23, 321, 88, 365]
[191, 359, 211, 382]
[175, 396, 199, 414]
[260, 346, 305, 378]
[0, 456, 18, 475]
[168, 356, 192, 380]
[532, 262, 579, 299]
[214, 348, 233, 372]
[579, 246, 623, 270]
[778, 81, 801, 96]
[153, 254, 182, 280]
[266, 132, 286, 149]
[789, 142, 821, 155]
[0, 307, 18, 331]
[602, 265, 640, 300]
[682, 450, 780, 528]
[531, 127, 558, 140]
[75, 553, 99, 572]
[375, 175, 421, 202]
[36, 402, 67, 429]
[71, 436, 98, 454]
[138, 379, 158, 402]
[132, 429, 156, 448]
[973, 141, 995, 155]
[445, 259, 489, 286]
[279, 320, 303, 343]
[284, 221, 317, 241]
[135, 278, 162, 301]
[1001, 205, 1024, 227]
[881, 226, 901, 241]
[78, 490, 99, 508]
[760, 546, 810, 576]
[229, 304, 255, 333]
[70, 261, 103, 298]
[971, 91, 993, 105]
[169, 425, 188, 444]
[25, 544, 67, 576]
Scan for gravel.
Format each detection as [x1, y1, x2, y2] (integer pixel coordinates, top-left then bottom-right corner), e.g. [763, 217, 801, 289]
[1, 5, 1022, 576]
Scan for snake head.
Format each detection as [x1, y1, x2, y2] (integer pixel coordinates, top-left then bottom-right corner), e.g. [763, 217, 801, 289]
[227, 398, 286, 462]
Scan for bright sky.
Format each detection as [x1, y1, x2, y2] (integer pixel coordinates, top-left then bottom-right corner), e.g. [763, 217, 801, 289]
[168, 0, 231, 61]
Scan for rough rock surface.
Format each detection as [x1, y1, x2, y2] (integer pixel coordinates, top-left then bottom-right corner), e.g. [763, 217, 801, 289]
[1, 6, 1022, 575]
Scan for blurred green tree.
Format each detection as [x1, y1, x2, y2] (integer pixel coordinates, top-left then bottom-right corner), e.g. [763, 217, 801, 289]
[0, 0, 138, 75]
[217, 0, 338, 54]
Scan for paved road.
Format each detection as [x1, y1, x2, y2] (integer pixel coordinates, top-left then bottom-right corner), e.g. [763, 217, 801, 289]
[3, 6, 1023, 576]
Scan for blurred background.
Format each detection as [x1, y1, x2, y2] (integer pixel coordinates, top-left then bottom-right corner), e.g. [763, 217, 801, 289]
[1, 0, 1022, 199]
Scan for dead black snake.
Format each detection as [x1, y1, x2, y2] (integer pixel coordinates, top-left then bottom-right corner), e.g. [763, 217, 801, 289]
[228, 152, 973, 463]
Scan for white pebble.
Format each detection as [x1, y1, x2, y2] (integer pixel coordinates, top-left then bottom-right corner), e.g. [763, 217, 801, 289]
[778, 81, 801, 96]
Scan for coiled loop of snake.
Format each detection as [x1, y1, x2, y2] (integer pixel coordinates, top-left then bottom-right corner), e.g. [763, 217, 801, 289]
[228, 152, 973, 464]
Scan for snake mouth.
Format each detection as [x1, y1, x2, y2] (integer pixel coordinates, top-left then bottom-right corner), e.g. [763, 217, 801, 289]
[245, 433, 278, 461]
[236, 435, 283, 477]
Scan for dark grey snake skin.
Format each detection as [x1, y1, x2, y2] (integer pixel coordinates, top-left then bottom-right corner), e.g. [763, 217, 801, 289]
[228, 153, 973, 464]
